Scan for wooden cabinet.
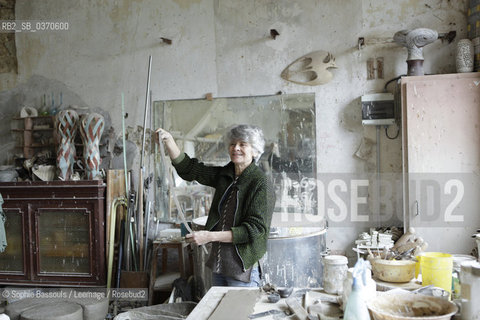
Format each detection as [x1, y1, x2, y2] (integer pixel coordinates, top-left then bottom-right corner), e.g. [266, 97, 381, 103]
[0, 180, 106, 286]
[401, 73, 480, 254]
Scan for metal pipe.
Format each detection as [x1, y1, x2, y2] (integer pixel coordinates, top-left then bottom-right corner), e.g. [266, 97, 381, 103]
[115, 220, 125, 289]
[124, 173, 133, 271]
[107, 197, 128, 290]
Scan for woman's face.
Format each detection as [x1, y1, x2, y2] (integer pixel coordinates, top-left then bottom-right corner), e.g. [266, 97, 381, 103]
[228, 140, 255, 167]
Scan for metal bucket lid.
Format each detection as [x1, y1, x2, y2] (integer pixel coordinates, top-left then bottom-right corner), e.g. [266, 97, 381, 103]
[323, 255, 348, 265]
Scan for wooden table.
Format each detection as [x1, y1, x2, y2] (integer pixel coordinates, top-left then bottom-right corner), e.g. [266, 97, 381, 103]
[186, 286, 295, 320]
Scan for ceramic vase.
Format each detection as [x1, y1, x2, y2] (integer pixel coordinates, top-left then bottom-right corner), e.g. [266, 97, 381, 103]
[79, 113, 105, 180]
[55, 110, 79, 180]
[456, 39, 474, 73]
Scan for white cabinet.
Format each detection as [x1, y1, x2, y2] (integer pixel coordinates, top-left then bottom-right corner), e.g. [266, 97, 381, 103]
[401, 73, 480, 254]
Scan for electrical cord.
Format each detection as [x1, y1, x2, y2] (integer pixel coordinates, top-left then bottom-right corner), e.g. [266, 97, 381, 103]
[384, 75, 406, 92]
[385, 125, 400, 139]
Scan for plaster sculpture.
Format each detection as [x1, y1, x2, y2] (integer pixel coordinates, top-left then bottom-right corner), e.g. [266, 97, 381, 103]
[79, 113, 105, 180]
[32, 165, 56, 181]
[393, 28, 438, 76]
[281, 50, 337, 85]
[55, 109, 79, 180]
[19, 106, 38, 118]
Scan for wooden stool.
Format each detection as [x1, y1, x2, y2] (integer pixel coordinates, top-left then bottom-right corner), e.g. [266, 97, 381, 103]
[148, 240, 192, 305]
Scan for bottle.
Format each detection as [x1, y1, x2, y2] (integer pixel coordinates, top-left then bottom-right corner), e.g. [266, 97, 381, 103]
[343, 277, 371, 320]
[342, 267, 376, 311]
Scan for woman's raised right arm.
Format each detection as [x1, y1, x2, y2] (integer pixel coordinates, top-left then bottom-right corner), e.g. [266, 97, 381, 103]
[155, 128, 181, 160]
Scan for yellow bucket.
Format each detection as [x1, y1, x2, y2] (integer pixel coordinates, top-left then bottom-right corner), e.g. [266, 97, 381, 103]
[416, 252, 453, 295]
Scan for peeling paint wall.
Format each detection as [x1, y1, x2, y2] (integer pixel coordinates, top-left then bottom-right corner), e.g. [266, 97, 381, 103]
[0, 0, 469, 255]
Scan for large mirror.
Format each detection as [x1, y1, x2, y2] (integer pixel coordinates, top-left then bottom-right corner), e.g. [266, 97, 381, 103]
[153, 93, 317, 223]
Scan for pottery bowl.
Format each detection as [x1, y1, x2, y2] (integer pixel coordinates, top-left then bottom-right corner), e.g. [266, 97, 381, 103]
[367, 292, 458, 320]
[277, 287, 293, 298]
[371, 259, 416, 283]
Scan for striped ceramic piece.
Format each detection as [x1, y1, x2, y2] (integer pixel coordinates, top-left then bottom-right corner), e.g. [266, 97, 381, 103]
[79, 113, 104, 180]
[55, 109, 79, 180]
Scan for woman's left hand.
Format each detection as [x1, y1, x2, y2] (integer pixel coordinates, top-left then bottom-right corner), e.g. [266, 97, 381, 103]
[185, 231, 211, 246]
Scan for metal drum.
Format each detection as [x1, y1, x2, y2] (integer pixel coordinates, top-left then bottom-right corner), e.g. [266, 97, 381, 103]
[191, 216, 211, 299]
[262, 212, 327, 288]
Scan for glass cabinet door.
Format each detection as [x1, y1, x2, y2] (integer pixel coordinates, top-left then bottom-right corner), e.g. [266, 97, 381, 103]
[36, 209, 91, 274]
[0, 209, 24, 273]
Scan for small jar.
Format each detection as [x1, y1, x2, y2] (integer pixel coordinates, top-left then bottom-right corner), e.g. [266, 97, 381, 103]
[323, 255, 348, 295]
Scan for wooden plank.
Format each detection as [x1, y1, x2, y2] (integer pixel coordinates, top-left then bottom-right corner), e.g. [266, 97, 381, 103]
[285, 297, 309, 320]
[187, 287, 262, 320]
[106, 169, 126, 262]
[208, 289, 260, 320]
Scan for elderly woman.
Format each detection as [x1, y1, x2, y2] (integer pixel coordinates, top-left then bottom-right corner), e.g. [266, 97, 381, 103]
[156, 124, 275, 287]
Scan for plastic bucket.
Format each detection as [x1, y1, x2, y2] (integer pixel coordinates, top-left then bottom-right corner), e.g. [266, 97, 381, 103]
[417, 252, 453, 296]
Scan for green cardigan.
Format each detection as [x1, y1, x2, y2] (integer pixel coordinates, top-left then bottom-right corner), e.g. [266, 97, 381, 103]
[172, 153, 275, 270]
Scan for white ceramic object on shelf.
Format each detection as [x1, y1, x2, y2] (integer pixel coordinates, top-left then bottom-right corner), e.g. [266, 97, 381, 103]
[456, 39, 474, 73]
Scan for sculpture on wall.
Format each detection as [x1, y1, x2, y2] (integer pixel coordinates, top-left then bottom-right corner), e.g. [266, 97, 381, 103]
[393, 28, 438, 76]
[281, 50, 337, 85]
[55, 109, 79, 180]
[79, 113, 105, 180]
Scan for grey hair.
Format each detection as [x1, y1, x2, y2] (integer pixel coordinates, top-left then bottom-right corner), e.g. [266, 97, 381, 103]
[225, 124, 265, 162]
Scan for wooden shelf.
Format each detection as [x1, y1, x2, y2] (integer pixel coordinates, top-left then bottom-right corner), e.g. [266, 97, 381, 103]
[12, 116, 54, 120]
[11, 116, 56, 158]
[11, 128, 53, 132]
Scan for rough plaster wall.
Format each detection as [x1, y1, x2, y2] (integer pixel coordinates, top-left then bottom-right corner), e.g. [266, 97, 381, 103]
[0, 0, 469, 257]
[0, 0, 17, 74]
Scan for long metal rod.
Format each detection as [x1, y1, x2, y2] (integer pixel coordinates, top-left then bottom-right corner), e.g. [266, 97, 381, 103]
[144, 200, 151, 270]
[141, 56, 152, 166]
[376, 125, 381, 227]
[137, 55, 152, 271]
[124, 172, 136, 271]
[121, 93, 129, 195]
[158, 138, 208, 254]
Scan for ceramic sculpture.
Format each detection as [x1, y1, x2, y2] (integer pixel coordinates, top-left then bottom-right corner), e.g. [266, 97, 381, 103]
[456, 39, 474, 73]
[281, 50, 338, 85]
[55, 109, 79, 180]
[393, 28, 438, 76]
[79, 113, 105, 180]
